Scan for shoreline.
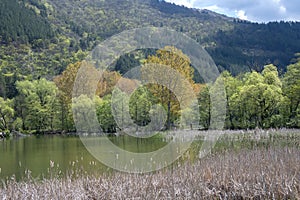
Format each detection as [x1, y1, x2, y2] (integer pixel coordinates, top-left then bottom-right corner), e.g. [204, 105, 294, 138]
[1, 128, 299, 139]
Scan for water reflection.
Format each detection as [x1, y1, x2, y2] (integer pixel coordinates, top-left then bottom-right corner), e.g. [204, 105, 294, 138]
[0, 135, 168, 180]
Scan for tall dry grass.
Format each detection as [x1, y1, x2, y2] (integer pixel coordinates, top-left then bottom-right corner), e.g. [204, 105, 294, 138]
[1, 146, 299, 199]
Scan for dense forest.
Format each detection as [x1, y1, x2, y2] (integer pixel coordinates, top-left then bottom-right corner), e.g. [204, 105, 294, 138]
[0, 0, 53, 43]
[0, 47, 299, 135]
[0, 0, 299, 134]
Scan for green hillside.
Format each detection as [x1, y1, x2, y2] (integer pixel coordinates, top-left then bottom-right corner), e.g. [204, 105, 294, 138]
[41, 0, 300, 74]
[0, 0, 53, 43]
[0, 0, 299, 97]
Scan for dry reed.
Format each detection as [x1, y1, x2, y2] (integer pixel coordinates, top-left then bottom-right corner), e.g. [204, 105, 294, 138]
[1, 146, 299, 199]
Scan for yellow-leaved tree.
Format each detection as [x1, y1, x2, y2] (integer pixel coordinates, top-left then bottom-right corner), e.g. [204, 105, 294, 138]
[142, 46, 195, 129]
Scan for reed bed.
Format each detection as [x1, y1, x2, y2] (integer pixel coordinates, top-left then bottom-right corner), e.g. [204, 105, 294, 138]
[1, 146, 299, 199]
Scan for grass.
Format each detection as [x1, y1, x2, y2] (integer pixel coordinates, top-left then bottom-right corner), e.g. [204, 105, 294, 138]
[0, 129, 299, 199]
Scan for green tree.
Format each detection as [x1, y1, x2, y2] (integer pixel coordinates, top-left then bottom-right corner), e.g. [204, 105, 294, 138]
[111, 88, 130, 132]
[72, 95, 100, 133]
[16, 78, 59, 132]
[283, 56, 300, 127]
[232, 65, 284, 128]
[96, 95, 118, 133]
[0, 97, 14, 131]
[197, 85, 211, 129]
[129, 86, 152, 127]
[217, 71, 241, 129]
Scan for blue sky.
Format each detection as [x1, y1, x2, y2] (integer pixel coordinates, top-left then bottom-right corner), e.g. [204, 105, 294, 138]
[165, 0, 300, 22]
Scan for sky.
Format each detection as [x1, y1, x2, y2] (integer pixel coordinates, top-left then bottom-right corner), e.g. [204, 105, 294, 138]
[164, 0, 300, 22]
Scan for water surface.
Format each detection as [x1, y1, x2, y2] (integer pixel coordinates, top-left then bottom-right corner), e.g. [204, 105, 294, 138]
[0, 135, 167, 180]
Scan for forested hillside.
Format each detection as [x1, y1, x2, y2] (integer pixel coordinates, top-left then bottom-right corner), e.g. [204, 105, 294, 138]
[46, 0, 300, 74]
[0, 0, 53, 43]
[1, 0, 300, 80]
[209, 21, 300, 74]
[0, 0, 299, 133]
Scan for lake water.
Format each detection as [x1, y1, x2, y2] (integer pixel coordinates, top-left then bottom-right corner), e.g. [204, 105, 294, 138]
[0, 135, 169, 180]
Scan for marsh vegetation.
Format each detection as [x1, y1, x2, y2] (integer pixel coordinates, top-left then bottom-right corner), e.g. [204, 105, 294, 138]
[0, 129, 299, 199]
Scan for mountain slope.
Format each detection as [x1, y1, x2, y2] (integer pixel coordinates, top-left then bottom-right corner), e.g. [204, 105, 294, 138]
[0, 0, 299, 88]
[41, 0, 300, 74]
[0, 0, 53, 43]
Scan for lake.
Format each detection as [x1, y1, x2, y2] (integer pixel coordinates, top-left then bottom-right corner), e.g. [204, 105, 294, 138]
[0, 135, 169, 180]
[2, 130, 292, 180]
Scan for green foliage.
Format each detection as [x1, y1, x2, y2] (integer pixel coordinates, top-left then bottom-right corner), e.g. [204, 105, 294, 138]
[12, 117, 23, 131]
[0, 71, 18, 99]
[218, 71, 241, 129]
[0, 0, 54, 43]
[197, 62, 299, 129]
[209, 21, 300, 74]
[198, 85, 211, 129]
[72, 95, 99, 133]
[15, 78, 59, 132]
[221, 65, 290, 129]
[0, 55, 299, 133]
[0, 0, 300, 101]
[0, 97, 14, 131]
[231, 66, 284, 129]
[129, 86, 153, 126]
[96, 95, 118, 133]
[283, 57, 300, 127]
[110, 88, 131, 132]
[0, 0, 300, 132]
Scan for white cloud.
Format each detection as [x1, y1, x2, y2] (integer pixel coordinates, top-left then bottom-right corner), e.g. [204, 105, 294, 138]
[235, 10, 248, 20]
[273, 0, 281, 4]
[164, 0, 195, 8]
[279, 6, 286, 14]
[164, 0, 300, 22]
[202, 5, 226, 14]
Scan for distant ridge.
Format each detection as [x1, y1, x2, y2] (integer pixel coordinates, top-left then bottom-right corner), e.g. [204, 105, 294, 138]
[0, 0, 299, 79]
